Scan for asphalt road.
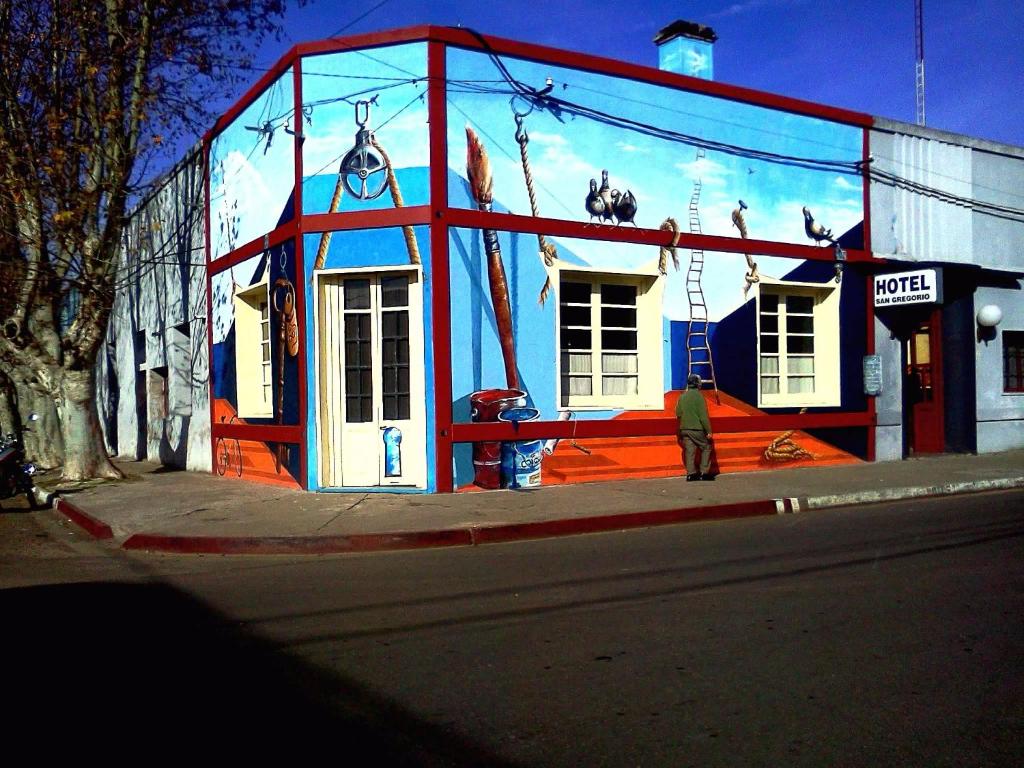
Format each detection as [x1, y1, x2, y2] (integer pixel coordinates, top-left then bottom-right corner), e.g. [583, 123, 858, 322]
[3, 490, 1023, 765]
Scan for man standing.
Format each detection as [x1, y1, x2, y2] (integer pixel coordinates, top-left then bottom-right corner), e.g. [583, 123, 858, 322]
[675, 373, 714, 481]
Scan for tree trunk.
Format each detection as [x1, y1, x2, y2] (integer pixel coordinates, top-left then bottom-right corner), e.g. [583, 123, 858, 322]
[59, 368, 123, 480]
[0, 374, 16, 435]
[0, 367, 65, 468]
[17, 381, 64, 469]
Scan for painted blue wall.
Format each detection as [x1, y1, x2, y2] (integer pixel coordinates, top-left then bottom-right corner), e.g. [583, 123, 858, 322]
[301, 167, 435, 492]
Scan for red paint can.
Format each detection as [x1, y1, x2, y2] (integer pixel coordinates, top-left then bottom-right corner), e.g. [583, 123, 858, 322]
[470, 389, 527, 422]
[471, 459, 502, 490]
[470, 389, 526, 489]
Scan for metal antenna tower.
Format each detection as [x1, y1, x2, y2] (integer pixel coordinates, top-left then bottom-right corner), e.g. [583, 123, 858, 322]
[915, 0, 926, 126]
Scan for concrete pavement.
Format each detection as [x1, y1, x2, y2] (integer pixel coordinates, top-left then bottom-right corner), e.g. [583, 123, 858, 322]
[43, 449, 1024, 555]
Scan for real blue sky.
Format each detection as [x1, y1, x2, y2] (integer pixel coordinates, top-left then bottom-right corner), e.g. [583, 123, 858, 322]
[243, 0, 1022, 148]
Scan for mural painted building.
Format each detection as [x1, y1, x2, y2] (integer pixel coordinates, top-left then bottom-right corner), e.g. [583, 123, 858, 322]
[100, 24, 1024, 494]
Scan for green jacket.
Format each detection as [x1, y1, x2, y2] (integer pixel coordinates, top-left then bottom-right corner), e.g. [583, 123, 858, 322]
[675, 387, 711, 434]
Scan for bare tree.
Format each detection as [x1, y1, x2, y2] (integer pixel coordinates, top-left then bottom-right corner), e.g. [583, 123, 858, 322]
[0, 0, 289, 480]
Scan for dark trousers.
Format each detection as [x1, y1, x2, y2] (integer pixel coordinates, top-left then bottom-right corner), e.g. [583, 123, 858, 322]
[678, 429, 712, 475]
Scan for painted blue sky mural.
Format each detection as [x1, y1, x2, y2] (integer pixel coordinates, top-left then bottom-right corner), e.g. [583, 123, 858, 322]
[446, 47, 863, 320]
[209, 73, 295, 259]
[300, 43, 430, 213]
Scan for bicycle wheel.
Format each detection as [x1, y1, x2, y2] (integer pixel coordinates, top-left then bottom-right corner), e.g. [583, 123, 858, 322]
[215, 437, 228, 476]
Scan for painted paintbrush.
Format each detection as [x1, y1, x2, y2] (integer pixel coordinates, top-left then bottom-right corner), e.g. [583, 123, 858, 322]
[466, 125, 520, 390]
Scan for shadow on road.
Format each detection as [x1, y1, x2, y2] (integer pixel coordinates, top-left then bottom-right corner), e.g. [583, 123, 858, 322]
[2, 581, 522, 765]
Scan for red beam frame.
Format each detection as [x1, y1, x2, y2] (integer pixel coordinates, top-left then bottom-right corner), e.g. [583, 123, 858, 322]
[428, 40, 454, 492]
[862, 127, 877, 462]
[207, 221, 301, 276]
[303, 205, 431, 234]
[211, 423, 305, 443]
[445, 208, 875, 263]
[293, 57, 309, 489]
[451, 412, 875, 443]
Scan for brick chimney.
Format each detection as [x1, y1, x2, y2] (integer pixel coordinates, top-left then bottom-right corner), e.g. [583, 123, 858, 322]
[654, 20, 718, 80]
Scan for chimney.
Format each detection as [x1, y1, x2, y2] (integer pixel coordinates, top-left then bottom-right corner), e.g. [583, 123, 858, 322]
[653, 20, 718, 80]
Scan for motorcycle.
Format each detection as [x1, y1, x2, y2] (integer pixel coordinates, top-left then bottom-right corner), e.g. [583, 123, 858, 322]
[0, 412, 40, 510]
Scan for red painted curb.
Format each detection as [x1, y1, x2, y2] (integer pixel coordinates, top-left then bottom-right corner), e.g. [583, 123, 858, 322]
[122, 528, 474, 555]
[119, 498, 778, 555]
[470, 499, 779, 545]
[55, 497, 115, 540]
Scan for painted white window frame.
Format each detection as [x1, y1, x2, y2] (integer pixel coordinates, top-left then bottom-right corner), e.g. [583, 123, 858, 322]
[233, 279, 274, 418]
[556, 265, 664, 411]
[756, 277, 840, 408]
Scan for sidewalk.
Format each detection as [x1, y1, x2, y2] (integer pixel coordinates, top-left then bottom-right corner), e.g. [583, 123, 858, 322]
[46, 450, 1024, 555]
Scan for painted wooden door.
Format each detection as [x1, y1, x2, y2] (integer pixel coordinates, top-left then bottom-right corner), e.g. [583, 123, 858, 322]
[905, 311, 944, 454]
[318, 271, 426, 488]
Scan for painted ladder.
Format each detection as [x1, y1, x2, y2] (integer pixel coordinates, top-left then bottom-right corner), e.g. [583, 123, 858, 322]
[685, 149, 720, 403]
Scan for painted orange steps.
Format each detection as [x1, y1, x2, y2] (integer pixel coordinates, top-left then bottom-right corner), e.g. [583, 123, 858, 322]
[543, 458, 854, 483]
[544, 445, 857, 477]
[542, 431, 858, 481]
[547, 432, 832, 449]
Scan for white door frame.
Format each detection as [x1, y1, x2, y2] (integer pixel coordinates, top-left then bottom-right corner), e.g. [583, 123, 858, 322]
[313, 266, 426, 489]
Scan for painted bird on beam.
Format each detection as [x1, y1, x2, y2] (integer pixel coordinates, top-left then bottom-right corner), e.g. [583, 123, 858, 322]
[802, 206, 836, 245]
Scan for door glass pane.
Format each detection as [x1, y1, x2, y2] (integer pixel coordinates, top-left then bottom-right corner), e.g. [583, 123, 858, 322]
[602, 376, 638, 395]
[561, 304, 590, 326]
[787, 357, 814, 374]
[561, 281, 591, 304]
[789, 335, 814, 354]
[602, 353, 637, 373]
[562, 352, 592, 373]
[914, 332, 930, 365]
[381, 275, 409, 307]
[602, 330, 637, 350]
[381, 309, 410, 421]
[601, 306, 636, 329]
[344, 279, 371, 309]
[344, 312, 372, 423]
[565, 376, 592, 395]
[600, 284, 637, 306]
[787, 376, 815, 394]
[788, 295, 814, 314]
[787, 315, 813, 335]
[561, 328, 591, 350]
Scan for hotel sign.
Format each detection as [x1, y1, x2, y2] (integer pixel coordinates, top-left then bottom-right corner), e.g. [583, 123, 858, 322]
[874, 269, 943, 307]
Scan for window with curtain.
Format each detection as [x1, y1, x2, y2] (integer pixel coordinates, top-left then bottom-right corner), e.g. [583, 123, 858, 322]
[560, 277, 643, 406]
[758, 285, 839, 407]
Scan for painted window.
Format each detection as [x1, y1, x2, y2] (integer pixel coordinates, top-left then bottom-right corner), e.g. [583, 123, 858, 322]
[559, 273, 661, 409]
[1004, 331, 1024, 393]
[757, 282, 840, 408]
[234, 281, 274, 418]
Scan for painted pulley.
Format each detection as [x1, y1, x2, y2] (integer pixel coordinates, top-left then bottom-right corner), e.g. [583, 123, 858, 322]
[339, 99, 388, 201]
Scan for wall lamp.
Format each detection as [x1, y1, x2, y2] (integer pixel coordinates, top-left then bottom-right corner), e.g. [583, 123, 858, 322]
[976, 304, 1002, 344]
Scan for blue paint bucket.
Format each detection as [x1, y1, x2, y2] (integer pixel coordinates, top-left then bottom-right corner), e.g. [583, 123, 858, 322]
[498, 407, 543, 489]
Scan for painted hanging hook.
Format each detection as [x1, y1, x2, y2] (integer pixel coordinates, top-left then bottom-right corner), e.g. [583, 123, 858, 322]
[339, 98, 388, 201]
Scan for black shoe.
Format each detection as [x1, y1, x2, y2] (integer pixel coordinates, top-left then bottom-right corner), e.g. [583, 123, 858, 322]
[700, 473, 716, 481]
[686, 473, 700, 481]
